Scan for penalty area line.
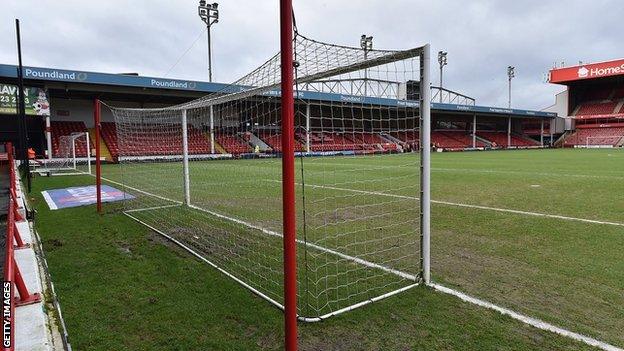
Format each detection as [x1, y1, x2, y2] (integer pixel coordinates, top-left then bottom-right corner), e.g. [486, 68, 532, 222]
[430, 283, 623, 351]
[286, 181, 624, 228]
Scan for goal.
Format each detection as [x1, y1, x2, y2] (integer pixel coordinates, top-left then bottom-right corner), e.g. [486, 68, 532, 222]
[39, 132, 92, 176]
[585, 136, 615, 148]
[100, 30, 431, 323]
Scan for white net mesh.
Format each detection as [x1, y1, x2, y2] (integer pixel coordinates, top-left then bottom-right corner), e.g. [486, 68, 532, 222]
[42, 132, 91, 175]
[103, 33, 425, 319]
[585, 136, 620, 147]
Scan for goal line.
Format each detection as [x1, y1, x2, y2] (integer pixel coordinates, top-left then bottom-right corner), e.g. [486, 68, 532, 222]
[276, 180, 624, 228]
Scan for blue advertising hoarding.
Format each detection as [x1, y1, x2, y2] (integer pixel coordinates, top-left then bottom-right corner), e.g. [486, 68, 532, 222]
[0, 63, 555, 118]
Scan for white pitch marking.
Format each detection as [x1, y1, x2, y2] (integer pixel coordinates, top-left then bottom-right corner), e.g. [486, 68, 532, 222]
[432, 167, 624, 180]
[303, 160, 624, 180]
[285, 181, 624, 228]
[98, 175, 183, 205]
[124, 184, 623, 349]
[430, 283, 623, 351]
[186, 204, 416, 281]
[103, 175, 622, 348]
[100, 173, 415, 281]
[41, 191, 58, 210]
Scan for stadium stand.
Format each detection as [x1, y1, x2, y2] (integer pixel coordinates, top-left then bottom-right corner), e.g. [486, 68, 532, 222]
[476, 131, 538, 147]
[612, 87, 624, 99]
[305, 132, 364, 151]
[575, 101, 618, 115]
[432, 131, 486, 149]
[101, 122, 119, 159]
[345, 133, 398, 151]
[187, 126, 212, 154]
[101, 122, 211, 158]
[581, 87, 613, 101]
[93, 123, 542, 157]
[215, 133, 251, 154]
[563, 82, 624, 147]
[431, 131, 468, 149]
[390, 130, 492, 150]
[257, 131, 304, 152]
[564, 127, 624, 147]
[50, 121, 90, 157]
[389, 131, 419, 144]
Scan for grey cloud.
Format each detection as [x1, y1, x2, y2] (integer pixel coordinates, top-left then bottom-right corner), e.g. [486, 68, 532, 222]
[1, 0, 622, 110]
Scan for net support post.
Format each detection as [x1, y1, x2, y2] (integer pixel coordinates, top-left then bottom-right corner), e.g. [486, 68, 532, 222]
[540, 119, 544, 146]
[181, 109, 191, 206]
[94, 99, 102, 214]
[472, 114, 477, 148]
[210, 106, 215, 154]
[305, 103, 311, 153]
[419, 44, 431, 285]
[71, 138, 77, 170]
[280, 0, 298, 349]
[86, 132, 92, 174]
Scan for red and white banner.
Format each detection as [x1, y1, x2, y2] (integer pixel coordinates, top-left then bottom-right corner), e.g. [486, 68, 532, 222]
[550, 59, 624, 83]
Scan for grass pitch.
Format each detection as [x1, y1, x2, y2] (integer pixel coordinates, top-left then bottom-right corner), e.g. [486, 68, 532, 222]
[31, 148, 623, 350]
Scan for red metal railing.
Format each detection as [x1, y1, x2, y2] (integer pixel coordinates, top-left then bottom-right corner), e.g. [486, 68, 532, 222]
[3, 143, 42, 351]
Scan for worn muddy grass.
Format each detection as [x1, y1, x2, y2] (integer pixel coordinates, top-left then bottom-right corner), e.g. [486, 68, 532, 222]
[31, 148, 623, 350]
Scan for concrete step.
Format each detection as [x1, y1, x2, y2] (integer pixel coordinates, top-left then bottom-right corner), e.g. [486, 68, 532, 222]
[88, 128, 113, 162]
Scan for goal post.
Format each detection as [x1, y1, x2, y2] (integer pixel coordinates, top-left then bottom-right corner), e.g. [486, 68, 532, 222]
[585, 136, 614, 148]
[181, 109, 191, 206]
[420, 43, 431, 284]
[94, 99, 102, 213]
[39, 132, 92, 176]
[101, 22, 431, 336]
[279, 0, 297, 348]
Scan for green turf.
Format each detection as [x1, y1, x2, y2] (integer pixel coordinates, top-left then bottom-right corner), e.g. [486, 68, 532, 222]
[30, 148, 623, 350]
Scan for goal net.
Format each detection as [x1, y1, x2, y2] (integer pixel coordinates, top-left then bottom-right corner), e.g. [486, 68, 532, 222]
[585, 136, 616, 148]
[39, 132, 92, 176]
[103, 33, 430, 321]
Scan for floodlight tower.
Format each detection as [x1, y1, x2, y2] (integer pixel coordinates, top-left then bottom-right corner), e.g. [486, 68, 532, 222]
[360, 34, 373, 96]
[438, 51, 447, 102]
[507, 66, 515, 108]
[198, 1, 219, 82]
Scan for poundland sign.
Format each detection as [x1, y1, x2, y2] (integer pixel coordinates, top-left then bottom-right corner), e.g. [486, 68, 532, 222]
[0, 64, 220, 93]
[550, 59, 624, 83]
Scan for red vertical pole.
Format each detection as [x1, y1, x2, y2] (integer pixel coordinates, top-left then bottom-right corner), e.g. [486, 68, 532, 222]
[94, 99, 102, 213]
[279, 1, 298, 350]
[4, 191, 15, 351]
[12, 221, 26, 249]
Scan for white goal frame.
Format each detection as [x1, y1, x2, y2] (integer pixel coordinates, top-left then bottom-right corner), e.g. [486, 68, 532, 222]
[38, 132, 92, 176]
[584, 136, 615, 148]
[103, 36, 432, 324]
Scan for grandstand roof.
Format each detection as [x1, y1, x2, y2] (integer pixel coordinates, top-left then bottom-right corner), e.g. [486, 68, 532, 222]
[0, 63, 554, 119]
[549, 58, 624, 84]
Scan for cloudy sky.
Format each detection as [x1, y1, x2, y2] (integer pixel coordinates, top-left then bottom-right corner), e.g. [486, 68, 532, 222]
[1, 0, 622, 110]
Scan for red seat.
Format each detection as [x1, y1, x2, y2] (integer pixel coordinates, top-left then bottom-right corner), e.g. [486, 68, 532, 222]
[50, 121, 90, 157]
[476, 131, 538, 147]
[215, 134, 251, 154]
[576, 101, 618, 116]
[564, 127, 624, 146]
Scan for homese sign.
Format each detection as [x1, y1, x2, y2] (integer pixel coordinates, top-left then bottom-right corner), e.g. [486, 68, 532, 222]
[550, 59, 624, 83]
